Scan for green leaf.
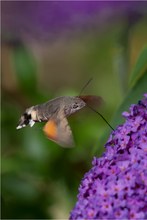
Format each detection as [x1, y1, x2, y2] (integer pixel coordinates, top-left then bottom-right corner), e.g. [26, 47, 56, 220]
[112, 71, 147, 127]
[129, 46, 147, 87]
[94, 70, 147, 156]
[11, 45, 38, 97]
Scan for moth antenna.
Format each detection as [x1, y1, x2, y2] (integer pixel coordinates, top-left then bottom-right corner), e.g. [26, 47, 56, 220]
[79, 77, 93, 96]
[87, 105, 114, 131]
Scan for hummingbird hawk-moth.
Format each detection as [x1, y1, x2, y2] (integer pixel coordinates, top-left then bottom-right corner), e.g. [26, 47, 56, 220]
[16, 95, 103, 148]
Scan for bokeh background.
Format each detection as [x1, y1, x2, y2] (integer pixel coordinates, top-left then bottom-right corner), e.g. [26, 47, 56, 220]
[1, 1, 147, 219]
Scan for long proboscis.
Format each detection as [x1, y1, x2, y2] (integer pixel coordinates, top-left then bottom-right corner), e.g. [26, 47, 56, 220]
[87, 105, 114, 131]
[79, 95, 114, 131]
[79, 78, 114, 131]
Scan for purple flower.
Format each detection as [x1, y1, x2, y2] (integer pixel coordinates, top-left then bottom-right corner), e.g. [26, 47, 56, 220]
[2, 1, 147, 41]
[70, 94, 147, 219]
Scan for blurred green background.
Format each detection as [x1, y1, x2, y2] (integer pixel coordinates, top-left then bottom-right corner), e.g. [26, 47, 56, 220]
[1, 1, 147, 219]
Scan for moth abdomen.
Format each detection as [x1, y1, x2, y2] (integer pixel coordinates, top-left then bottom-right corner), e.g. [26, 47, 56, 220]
[33, 103, 59, 122]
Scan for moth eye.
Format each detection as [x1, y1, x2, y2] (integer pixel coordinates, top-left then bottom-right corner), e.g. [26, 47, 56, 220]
[73, 103, 79, 109]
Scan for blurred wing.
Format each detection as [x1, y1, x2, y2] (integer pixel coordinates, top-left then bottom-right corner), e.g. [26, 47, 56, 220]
[43, 110, 74, 148]
[79, 95, 103, 108]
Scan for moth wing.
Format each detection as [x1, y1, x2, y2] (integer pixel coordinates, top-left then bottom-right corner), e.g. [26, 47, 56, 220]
[79, 95, 103, 108]
[43, 111, 74, 148]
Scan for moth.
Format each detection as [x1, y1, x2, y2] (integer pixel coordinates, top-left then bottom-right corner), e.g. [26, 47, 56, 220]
[16, 95, 103, 148]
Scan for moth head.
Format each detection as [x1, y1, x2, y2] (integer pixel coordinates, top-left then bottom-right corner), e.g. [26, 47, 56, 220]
[16, 106, 36, 130]
[65, 97, 86, 116]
